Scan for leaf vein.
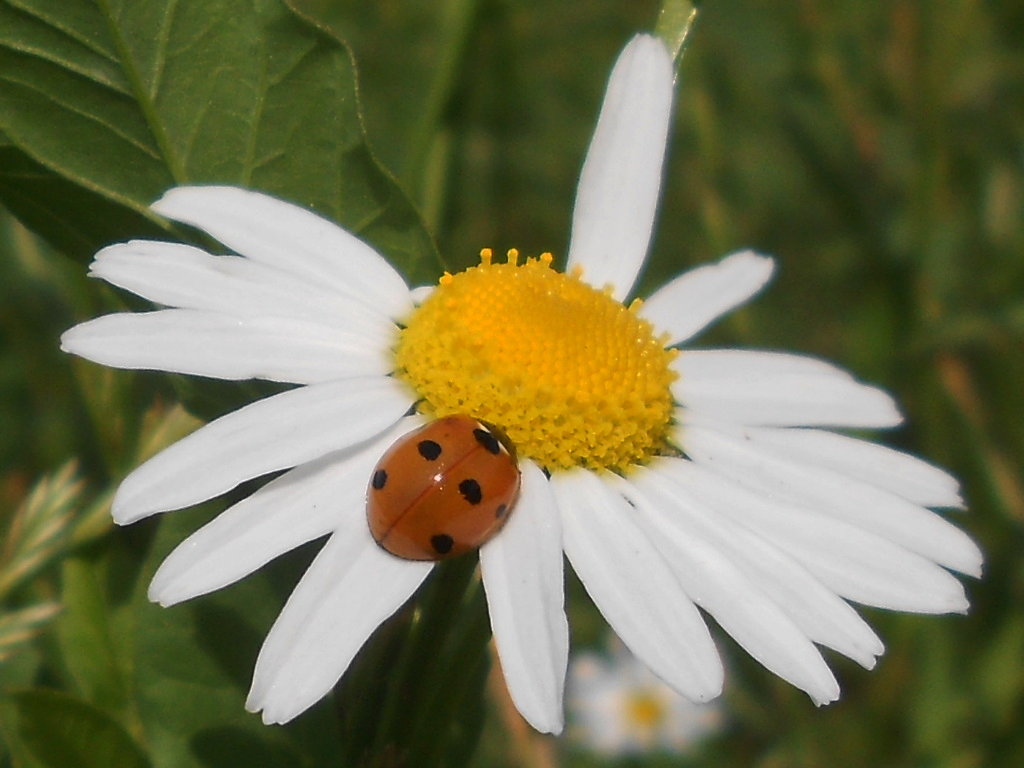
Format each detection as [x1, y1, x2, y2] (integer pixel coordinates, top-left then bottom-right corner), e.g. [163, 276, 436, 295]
[94, 0, 186, 183]
[6, 0, 119, 64]
[148, 0, 179, 103]
[0, 39, 129, 94]
[0, 72, 162, 160]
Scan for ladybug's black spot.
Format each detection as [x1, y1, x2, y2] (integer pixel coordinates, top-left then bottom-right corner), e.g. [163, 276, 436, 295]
[495, 504, 508, 518]
[473, 427, 502, 455]
[371, 469, 388, 490]
[459, 478, 483, 505]
[431, 534, 454, 554]
[418, 439, 442, 461]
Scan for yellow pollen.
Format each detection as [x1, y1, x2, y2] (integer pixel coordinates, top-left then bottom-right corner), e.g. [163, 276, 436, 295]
[394, 250, 677, 472]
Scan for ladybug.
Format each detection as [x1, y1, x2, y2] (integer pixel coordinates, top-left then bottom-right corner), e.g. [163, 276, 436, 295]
[367, 415, 521, 561]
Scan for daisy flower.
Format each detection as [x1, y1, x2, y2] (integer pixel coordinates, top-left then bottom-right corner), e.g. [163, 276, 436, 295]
[61, 34, 982, 734]
[567, 639, 723, 756]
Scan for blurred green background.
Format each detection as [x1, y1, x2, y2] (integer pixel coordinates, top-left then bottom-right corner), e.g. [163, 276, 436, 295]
[1, 0, 1022, 766]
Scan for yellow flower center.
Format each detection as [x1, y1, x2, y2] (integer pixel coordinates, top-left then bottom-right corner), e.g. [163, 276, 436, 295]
[394, 249, 676, 472]
[624, 689, 668, 731]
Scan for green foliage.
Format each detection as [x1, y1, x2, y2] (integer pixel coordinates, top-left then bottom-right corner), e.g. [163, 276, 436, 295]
[0, 0, 440, 283]
[0, 0, 1021, 766]
[655, 0, 699, 63]
[0, 689, 150, 768]
[0, 604, 59, 665]
[0, 462, 84, 598]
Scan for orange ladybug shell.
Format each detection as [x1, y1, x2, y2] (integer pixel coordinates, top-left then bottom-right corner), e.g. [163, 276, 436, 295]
[367, 416, 521, 560]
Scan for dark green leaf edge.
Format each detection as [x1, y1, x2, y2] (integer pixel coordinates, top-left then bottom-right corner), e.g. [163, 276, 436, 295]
[282, 0, 448, 279]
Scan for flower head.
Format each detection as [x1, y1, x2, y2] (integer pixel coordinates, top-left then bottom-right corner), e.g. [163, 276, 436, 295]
[62, 34, 982, 733]
[567, 639, 724, 756]
[396, 248, 677, 471]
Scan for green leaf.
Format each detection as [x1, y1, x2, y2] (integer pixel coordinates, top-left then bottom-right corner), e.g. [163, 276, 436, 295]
[975, 613, 1024, 728]
[55, 556, 131, 717]
[0, 0, 441, 284]
[654, 0, 699, 63]
[123, 508, 340, 768]
[0, 689, 150, 768]
[0, 146, 165, 260]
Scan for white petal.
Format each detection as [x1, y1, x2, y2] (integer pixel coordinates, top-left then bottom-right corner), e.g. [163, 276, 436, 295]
[677, 349, 858, 379]
[738, 427, 964, 508]
[90, 241, 396, 342]
[660, 457, 972, 614]
[566, 34, 674, 300]
[608, 473, 840, 705]
[61, 310, 391, 383]
[112, 376, 412, 522]
[480, 462, 569, 734]
[409, 285, 434, 305]
[246, 524, 433, 724]
[640, 251, 775, 346]
[674, 350, 903, 428]
[551, 470, 723, 702]
[152, 186, 412, 320]
[149, 418, 419, 606]
[633, 464, 884, 669]
[681, 424, 983, 577]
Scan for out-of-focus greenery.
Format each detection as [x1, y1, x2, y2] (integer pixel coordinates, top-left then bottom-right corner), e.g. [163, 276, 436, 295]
[0, 0, 1021, 766]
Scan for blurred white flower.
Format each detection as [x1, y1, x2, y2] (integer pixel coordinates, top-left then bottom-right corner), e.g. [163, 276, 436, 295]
[568, 640, 724, 756]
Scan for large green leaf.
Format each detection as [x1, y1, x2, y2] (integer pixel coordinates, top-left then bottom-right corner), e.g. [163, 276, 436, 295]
[0, 146, 165, 259]
[55, 556, 132, 718]
[0, 690, 150, 768]
[0, 0, 441, 284]
[52, 511, 341, 768]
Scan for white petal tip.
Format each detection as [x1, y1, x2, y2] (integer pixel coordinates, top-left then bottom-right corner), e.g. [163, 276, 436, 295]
[529, 717, 565, 736]
[809, 679, 842, 707]
[151, 186, 255, 225]
[860, 639, 886, 670]
[628, 33, 674, 62]
[150, 188, 186, 217]
[151, 185, 217, 214]
[252, 701, 300, 726]
[685, 674, 724, 703]
[261, 711, 284, 726]
[723, 249, 776, 278]
[109, 495, 141, 526]
[109, 507, 131, 526]
[249, 704, 289, 727]
[961, 557, 984, 580]
[692, 686, 723, 704]
[958, 536, 985, 579]
[865, 391, 904, 428]
[245, 692, 286, 725]
[147, 591, 177, 609]
[409, 285, 434, 305]
[147, 574, 186, 608]
[90, 242, 130, 266]
[59, 327, 84, 355]
[949, 596, 971, 615]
